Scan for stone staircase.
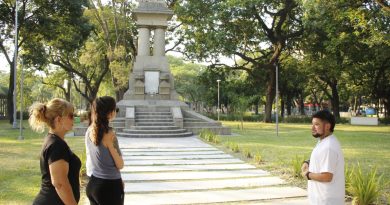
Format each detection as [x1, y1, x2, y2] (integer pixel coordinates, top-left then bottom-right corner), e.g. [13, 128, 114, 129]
[116, 107, 193, 138]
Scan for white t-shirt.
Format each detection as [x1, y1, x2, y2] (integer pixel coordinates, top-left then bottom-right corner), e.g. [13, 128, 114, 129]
[308, 134, 345, 205]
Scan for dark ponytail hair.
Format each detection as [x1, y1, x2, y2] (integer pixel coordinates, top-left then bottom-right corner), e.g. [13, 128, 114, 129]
[91, 96, 117, 145]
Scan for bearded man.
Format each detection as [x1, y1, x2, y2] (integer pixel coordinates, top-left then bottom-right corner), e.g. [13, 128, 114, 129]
[301, 110, 345, 205]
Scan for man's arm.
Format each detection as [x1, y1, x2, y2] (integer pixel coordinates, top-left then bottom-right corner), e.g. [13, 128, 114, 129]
[303, 171, 333, 182]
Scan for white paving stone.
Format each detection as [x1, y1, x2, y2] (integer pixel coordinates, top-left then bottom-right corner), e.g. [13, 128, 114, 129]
[124, 187, 307, 204]
[122, 163, 256, 172]
[123, 154, 234, 160]
[124, 177, 284, 192]
[124, 158, 243, 165]
[122, 169, 270, 181]
[114, 136, 309, 204]
[118, 136, 210, 148]
[121, 147, 218, 152]
[245, 198, 309, 205]
[122, 150, 224, 156]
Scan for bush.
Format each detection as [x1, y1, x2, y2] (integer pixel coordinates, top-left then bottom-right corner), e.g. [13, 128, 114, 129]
[243, 148, 252, 158]
[282, 116, 312, 123]
[291, 155, 306, 178]
[379, 117, 390, 125]
[254, 153, 263, 164]
[346, 164, 384, 205]
[199, 129, 220, 144]
[225, 142, 240, 153]
[206, 113, 264, 122]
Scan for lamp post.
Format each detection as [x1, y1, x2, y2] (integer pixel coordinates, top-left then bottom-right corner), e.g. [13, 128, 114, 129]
[12, 0, 19, 129]
[217, 79, 221, 121]
[18, 59, 23, 140]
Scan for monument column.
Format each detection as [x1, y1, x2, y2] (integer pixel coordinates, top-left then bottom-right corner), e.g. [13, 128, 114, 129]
[153, 27, 165, 56]
[138, 27, 150, 56]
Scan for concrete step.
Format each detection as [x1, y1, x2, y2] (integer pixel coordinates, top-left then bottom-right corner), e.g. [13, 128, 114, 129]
[122, 154, 234, 160]
[117, 132, 193, 138]
[121, 163, 256, 172]
[124, 187, 307, 204]
[137, 115, 172, 119]
[121, 169, 269, 181]
[137, 112, 172, 116]
[124, 158, 244, 165]
[136, 122, 175, 126]
[135, 119, 174, 122]
[136, 108, 171, 112]
[130, 126, 181, 130]
[121, 147, 219, 152]
[122, 129, 188, 134]
[124, 177, 285, 193]
[121, 150, 225, 156]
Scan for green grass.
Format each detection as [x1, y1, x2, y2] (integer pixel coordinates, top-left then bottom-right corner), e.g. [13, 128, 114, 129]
[1, 119, 389, 204]
[0, 120, 85, 204]
[219, 121, 390, 203]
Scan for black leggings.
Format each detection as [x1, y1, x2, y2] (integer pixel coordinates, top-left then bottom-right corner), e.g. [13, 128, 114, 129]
[86, 175, 124, 205]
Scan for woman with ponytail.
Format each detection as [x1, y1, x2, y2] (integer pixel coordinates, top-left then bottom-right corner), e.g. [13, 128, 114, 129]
[85, 96, 124, 205]
[29, 98, 80, 205]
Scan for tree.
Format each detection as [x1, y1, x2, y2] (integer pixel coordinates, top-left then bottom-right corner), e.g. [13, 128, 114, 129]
[85, 0, 137, 101]
[0, 0, 90, 123]
[302, 0, 390, 119]
[169, 55, 207, 111]
[174, 0, 303, 122]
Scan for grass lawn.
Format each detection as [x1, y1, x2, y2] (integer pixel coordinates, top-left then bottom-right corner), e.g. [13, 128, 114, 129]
[218, 121, 390, 202]
[0, 119, 389, 204]
[0, 120, 86, 205]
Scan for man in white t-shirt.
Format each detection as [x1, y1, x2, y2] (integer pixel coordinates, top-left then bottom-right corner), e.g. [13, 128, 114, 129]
[301, 110, 345, 205]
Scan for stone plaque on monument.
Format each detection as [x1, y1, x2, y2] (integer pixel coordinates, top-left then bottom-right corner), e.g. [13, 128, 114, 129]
[145, 71, 159, 94]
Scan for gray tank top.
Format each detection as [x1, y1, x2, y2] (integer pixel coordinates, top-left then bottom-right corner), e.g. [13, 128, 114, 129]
[86, 132, 121, 179]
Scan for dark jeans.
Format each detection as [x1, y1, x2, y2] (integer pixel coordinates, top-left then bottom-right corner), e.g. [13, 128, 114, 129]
[86, 175, 124, 205]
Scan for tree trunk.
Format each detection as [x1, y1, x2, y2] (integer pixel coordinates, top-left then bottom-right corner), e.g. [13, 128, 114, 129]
[115, 87, 127, 101]
[7, 63, 15, 124]
[330, 83, 341, 120]
[281, 97, 285, 118]
[286, 94, 292, 116]
[299, 94, 305, 115]
[253, 97, 259, 115]
[264, 66, 276, 123]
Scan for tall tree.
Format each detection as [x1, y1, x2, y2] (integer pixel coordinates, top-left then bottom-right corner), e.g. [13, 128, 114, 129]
[86, 0, 137, 101]
[174, 0, 303, 122]
[0, 0, 90, 123]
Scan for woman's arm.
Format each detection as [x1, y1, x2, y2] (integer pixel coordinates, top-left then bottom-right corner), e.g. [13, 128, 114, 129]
[105, 131, 124, 169]
[49, 160, 77, 205]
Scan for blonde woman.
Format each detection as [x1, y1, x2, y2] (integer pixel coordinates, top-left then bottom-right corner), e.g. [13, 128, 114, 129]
[29, 98, 80, 205]
[86, 96, 124, 205]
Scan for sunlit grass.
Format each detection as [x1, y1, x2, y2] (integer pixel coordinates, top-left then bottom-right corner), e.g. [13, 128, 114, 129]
[219, 121, 390, 202]
[0, 120, 85, 204]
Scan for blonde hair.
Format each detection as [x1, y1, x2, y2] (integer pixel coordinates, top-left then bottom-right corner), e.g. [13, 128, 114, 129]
[29, 98, 74, 133]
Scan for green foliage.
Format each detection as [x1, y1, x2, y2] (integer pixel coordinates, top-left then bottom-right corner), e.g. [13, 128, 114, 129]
[207, 113, 264, 122]
[254, 153, 263, 164]
[199, 129, 220, 144]
[291, 155, 306, 179]
[282, 116, 313, 123]
[243, 148, 252, 158]
[225, 141, 240, 153]
[346, 164, 385, 205]
[379, 118, 390, 125]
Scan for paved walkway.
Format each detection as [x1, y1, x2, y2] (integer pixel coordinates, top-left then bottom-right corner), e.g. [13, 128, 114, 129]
[117, 136, 308, 205]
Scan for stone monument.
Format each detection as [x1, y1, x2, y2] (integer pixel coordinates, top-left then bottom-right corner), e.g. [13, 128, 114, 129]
[121, 0, 183, 104]
[102, 0, 230, 137]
